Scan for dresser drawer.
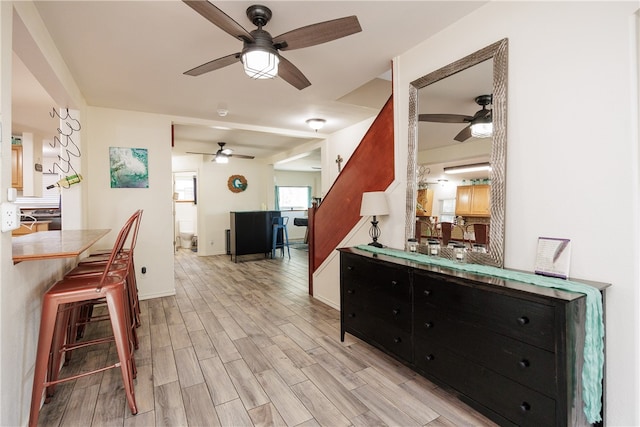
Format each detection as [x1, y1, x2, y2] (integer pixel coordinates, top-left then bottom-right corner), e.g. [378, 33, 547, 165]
[414, 271, 556, 351]
[415, 308, 556, 396]
[344, 307, 412, 361]
[415, 340, 556, 427]
[343, 293, 411, 332]
[341, 253, 411, 300]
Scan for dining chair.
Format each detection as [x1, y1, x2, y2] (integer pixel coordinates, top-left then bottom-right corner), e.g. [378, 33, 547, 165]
[440, 222, 453, 246]
[473, 223, 489, 248]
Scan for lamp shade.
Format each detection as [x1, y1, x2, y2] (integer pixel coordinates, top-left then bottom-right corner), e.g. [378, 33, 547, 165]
[360, 191, 390, 217]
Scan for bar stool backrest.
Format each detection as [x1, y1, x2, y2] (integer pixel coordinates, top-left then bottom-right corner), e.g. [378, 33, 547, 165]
[98, 210, 140, 287]
[126, 209, 144, 255]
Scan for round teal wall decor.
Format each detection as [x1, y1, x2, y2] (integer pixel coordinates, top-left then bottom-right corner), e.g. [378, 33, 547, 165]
[227, 175, 248, 193]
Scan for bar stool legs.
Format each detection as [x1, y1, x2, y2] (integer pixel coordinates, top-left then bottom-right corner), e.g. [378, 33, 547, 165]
[29, 279, 138, 427]
[271, 217, 290, 259]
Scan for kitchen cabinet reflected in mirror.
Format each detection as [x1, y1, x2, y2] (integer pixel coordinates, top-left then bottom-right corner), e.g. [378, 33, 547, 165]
[407, 39, 507, 267]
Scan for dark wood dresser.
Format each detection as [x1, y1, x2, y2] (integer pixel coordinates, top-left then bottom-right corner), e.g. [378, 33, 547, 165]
[339, 247, 608, 426]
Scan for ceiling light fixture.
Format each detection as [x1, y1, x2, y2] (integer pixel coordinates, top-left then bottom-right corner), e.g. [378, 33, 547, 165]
[470, 115, 493, 138]
[443, 162, 491, 175]
[215, 153, 229, 164]
[241, 42, 279, 79]
[306, 118, 326, 131]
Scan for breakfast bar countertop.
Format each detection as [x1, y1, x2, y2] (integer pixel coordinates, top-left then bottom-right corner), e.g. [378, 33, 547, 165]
[12, 229, 110, 263]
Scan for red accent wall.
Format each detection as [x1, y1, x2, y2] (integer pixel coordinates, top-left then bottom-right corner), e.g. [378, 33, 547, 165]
[308, 96, 394, 289]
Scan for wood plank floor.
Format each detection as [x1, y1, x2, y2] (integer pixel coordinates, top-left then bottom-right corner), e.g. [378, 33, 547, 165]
[37, 246, 498, 426]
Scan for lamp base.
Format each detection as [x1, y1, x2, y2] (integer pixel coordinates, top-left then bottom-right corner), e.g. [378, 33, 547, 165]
[368, 241, 383, 248]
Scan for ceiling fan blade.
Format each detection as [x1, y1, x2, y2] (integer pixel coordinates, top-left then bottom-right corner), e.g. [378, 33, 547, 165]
[229, 154, 255, 159]
[277, 56, 311, 90]
[184, 53, 241, 76]
[419, 114, 474, 123]
[454, 125, 472, 142]
[186, 151, 215, 155]
[182, 0, 253, 43]
[273, 16, 361, 51]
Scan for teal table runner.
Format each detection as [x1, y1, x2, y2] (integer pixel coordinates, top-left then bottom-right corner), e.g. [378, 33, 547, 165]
[354, 245, 604, 423]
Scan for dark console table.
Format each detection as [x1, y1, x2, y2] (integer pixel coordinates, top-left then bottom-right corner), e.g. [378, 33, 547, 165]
[229, 211, 281, 262]
[339, 247, 609, 426]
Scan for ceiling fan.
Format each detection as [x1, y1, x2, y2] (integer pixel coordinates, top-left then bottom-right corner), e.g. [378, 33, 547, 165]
[182, 1, 362, 90]
[419, 94, 493, 142]
[187, 142, 255, 163]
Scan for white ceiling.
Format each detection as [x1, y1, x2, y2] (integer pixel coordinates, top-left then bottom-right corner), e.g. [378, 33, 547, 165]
[11, 1, 488, 170]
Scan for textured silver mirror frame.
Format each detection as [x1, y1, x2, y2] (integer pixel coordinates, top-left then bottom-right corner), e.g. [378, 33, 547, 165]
[406, 38, 508, 267]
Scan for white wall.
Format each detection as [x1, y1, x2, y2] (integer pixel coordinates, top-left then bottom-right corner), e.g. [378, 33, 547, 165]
[174, 154, 274, 256]
[389, 2, 639, 425]
[1, 3, 89, 425]
[274, 170, 320, 241]
[85, 106, 175, 300]
[321, 118, 375, 195]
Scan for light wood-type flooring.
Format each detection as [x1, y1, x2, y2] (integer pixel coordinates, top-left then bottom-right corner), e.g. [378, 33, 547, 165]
[37, 245, 497, 426]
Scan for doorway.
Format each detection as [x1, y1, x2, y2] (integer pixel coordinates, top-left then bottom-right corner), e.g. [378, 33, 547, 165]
[173, 171, 197, 252]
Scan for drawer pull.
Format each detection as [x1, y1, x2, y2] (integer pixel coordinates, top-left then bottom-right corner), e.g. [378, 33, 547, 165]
[347, 289, 354, 294]
[347, 266, 354, 271]
[423, 290, 432, 297]
[517, 316, 530, 326]
[424, 321, 434, 329]
[391, 280, 398, 286]
[348, 313, 356, 318]
[392, 309, 400, 316]
[520, 402, 531, 412]
[425, 354, 435, 361]
[394, 337, 402, 344]
[519, 359, 530, 369]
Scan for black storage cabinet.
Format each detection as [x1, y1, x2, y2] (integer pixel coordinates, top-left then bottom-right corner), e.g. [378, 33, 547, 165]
[229, 211, 281, 262]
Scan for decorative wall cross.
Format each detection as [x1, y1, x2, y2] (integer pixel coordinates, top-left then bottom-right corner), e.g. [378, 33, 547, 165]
[336, 155, 344, 173]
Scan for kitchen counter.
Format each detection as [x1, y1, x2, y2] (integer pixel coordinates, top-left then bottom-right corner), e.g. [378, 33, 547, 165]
[12, 229, 110, 263]
[12, 221, 51, 236]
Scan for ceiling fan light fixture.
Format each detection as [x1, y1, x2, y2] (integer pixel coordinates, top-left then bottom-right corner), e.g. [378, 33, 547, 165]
[215, 153, 229, 164]
[306, 118, 326, 131]
[470, 120, 493, 138]
[241, 46, 279, 79]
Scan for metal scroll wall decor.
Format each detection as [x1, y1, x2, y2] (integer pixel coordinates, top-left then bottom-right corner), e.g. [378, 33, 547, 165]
[48, 108, 82, 179]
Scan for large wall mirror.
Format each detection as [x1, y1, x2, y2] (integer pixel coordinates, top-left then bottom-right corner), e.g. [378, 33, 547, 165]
[406, 39, 508, 267]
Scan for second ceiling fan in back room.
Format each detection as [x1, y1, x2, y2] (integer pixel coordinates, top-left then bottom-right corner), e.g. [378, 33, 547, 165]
[182, 1, 362, 89]
[188, 142, 255, 164]
[419, 94, 493, 142]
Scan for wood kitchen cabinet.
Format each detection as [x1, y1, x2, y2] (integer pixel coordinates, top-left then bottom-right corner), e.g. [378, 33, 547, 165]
[416, 188, 433, 217]
[455, 184, 490, 217]
[339, 247, 609, 426]
[11, 145, 23, 190]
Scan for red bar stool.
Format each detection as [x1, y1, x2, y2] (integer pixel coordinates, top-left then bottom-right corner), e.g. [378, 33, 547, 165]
[66, 210, 143, 351]
[29, 215, 139, 427]
[77, 209, 143, 327]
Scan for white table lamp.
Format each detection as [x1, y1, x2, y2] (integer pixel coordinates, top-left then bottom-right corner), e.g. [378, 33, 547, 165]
[360, 191, 390, 247]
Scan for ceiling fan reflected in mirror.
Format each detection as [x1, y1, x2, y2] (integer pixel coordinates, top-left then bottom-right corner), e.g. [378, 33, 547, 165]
[187, 142, 256, 163]
[182, 1, 362, 90]
[419, 94, 493, 142]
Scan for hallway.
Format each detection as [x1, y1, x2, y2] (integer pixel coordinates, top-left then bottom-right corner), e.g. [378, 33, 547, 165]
[36, 248, 496, 426]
